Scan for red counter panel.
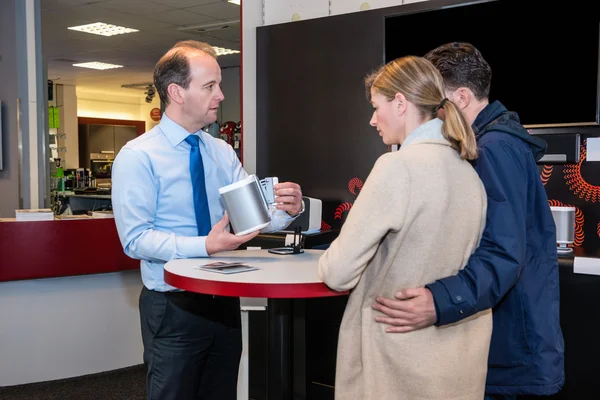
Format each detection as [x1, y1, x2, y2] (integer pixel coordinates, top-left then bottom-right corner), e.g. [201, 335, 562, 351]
[0, 219, 139, 282]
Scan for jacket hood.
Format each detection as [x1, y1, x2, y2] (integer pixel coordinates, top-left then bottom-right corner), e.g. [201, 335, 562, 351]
[473, 101, 547, 161]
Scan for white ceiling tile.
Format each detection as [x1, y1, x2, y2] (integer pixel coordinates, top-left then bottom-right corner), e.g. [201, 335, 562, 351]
[185, 28, 240, 45]
[41, 0, 112, 11]
[42, 5, 126, 28]
[149, 0, 222, 7]
[186, 2, 241, 20]
[93, 0, 176, 15]
[42, 8, 173, 31]
[96, 14, 174, 30]
[146, 9, 217, 26]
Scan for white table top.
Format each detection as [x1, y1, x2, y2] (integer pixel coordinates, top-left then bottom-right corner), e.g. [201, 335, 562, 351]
[164, 249, 347, 299]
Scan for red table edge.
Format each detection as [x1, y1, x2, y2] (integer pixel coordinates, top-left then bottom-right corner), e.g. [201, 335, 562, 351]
[164, 270, 348, 298]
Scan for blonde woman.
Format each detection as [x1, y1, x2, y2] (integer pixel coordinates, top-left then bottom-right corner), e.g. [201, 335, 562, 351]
[318, 56, 492, 400]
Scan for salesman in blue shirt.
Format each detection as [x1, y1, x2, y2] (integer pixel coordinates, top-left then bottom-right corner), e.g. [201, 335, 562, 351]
[112, 40, 304, 400]
[372, 43, 564, 399]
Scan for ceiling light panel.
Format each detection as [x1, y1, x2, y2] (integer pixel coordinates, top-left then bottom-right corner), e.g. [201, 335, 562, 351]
[73, 62, 124, 70]
[228, 0, 241, 5]
[68, 22, 139, 37]
[213, 47, 240, 56]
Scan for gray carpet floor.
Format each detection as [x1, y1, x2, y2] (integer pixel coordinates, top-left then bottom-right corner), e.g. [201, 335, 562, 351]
[0, 365, 146, 400]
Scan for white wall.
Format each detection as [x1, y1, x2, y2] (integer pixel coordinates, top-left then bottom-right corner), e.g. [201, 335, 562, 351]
[264, 0, 329, 25]
[77, 90, 155, 124]
[262, 0, 427, 25]
[242, 1, 264, 174]
[0, 271, 144, 386]
[330, 0, 426, 16]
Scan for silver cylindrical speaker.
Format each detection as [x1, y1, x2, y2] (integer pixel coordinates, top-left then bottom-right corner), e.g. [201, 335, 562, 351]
[219, 174, 271, 236]
[550, 206, 575, 253]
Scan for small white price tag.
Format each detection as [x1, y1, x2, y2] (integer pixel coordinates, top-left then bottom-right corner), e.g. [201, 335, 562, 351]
[573, 257, 600, 276]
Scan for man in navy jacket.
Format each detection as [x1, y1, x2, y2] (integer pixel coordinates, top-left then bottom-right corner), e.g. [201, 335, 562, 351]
[372, 42, 564, 398]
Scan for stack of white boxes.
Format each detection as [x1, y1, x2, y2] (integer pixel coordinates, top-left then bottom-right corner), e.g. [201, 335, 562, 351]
[15, 209, 55, 221]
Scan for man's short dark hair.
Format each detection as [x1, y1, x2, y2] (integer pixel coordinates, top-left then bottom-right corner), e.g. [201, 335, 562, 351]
[424, 42, 492, 101]
[153, 40, 217, 105]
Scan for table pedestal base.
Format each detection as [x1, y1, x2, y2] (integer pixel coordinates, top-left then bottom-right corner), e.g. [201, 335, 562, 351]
[267, 299, 307, 400]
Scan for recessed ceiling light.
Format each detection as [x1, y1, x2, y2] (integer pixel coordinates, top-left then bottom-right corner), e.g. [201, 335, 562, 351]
[228, 0, 241, 5]
[213, 47, 240, 56]
[73, 62, 124, 70]
[68, 22, 138, 37]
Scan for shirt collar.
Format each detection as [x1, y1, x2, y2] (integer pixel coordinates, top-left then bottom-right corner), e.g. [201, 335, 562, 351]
[159, 112, 205, 147]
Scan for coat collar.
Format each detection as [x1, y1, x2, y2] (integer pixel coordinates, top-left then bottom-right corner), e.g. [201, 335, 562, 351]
[401, 118, 448, 149]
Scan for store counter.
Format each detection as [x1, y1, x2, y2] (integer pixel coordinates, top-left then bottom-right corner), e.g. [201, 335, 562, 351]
[0, 218, 138, 282]
[0, 217, 142, 386]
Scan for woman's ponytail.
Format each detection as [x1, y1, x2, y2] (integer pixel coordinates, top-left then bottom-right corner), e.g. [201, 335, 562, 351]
[439, 100, 478, 160]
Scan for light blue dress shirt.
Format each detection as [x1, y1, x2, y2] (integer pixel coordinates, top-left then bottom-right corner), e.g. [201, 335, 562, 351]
[112, 113, 293, 291]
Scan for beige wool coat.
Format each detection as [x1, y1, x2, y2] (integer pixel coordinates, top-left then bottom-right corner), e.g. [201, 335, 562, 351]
[318, 119, 492, 400]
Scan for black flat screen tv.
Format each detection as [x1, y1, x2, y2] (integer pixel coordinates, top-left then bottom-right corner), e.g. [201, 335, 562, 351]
[385, 0, 600, 127]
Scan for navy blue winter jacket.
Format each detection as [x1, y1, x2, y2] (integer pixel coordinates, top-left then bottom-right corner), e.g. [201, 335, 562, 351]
[426, 101, 565, 395]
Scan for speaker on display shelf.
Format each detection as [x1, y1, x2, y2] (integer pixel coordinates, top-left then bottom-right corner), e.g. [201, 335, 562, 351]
[286, 197, 322, 233]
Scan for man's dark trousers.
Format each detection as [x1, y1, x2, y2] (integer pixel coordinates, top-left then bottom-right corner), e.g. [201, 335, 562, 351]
[139, 287, 242, 400]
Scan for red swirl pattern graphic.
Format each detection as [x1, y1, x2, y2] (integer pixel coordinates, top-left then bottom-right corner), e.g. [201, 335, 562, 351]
[597, 221, 600, 238]
[321, 221, 331, 231]
[348, 178, 363, 195]
[563, 141, 600, 202]
[548, 200, 584, 247]
[540, 165, 553, 186]
[334, 202, 352, 220]
[573, 208, 585, 246]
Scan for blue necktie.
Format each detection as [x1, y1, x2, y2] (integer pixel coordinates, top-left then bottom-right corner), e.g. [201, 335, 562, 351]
[185, 135, 211, 236]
